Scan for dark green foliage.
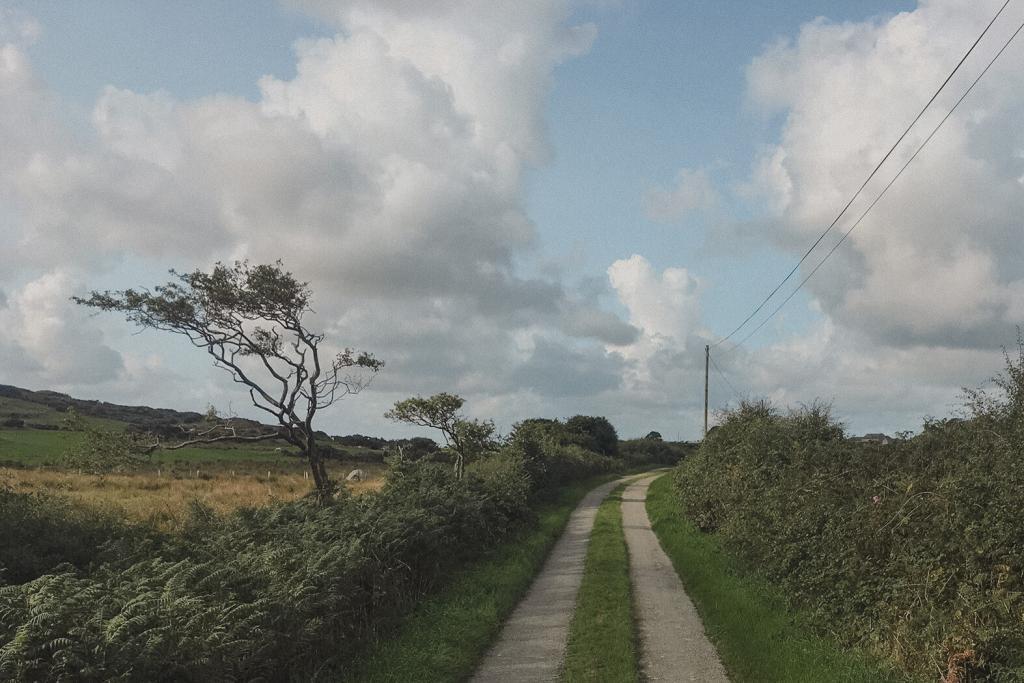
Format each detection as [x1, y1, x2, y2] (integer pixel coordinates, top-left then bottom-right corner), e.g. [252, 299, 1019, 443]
[565, 415, 619, 456]
[505, 418, 618, 489]
[0, 488, 127, 585]
[0, 422, 618, 680]
[385, 393, 495, 479]
[619, 437, 694, 466]
[387, 436, 440, 460]
[343, 476, 607, 682]
[647, 476, 910, 683]
[673, 347, 1024, 681]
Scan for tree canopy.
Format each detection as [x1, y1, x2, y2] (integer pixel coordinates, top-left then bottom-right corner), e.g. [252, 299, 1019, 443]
[565, 414, 619, 457]
[74, 260, 382, 499]
[385, 393, 494, 479]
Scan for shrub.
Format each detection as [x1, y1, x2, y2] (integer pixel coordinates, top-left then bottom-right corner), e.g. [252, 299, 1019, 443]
[0, 488, 129, 585]
[505, 419, 618, 490]
[565, 415, 619, 457]
[673, 367, 1024, 680]
[0, 404, 625, 680]
[0, 453, 553, 679]
[619, 437, 693, 466]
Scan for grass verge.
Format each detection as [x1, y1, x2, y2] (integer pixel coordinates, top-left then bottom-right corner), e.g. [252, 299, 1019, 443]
[341, 475, 619, 682]
[645, 474, 914, 683]
[562, 483, 638, 682]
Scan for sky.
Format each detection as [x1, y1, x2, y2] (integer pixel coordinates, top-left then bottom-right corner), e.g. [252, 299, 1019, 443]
[1, 0, 1023, 440]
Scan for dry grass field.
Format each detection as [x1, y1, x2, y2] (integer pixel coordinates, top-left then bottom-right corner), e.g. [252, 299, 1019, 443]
[0, 460, 386, 531]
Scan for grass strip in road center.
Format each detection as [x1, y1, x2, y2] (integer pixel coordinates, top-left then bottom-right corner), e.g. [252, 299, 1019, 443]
[341, 475, 620, 682]
[562, 482, 638, 683]
[645, 475, 915, 683]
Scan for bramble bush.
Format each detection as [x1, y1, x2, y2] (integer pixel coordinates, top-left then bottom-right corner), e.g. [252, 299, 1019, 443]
[0, 417, 620, 680]
[673, 340, 1024, 681]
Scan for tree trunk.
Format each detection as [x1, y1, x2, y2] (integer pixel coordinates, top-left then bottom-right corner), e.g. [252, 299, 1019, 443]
[305, 437, 333, 503]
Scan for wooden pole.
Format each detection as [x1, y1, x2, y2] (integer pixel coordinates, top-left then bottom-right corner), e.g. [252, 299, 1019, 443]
[704, 344, 710, 437]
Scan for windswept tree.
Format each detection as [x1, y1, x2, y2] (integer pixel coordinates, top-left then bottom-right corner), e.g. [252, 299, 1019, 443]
[384, 393, 494, 479]
[74, 261, 382, 501]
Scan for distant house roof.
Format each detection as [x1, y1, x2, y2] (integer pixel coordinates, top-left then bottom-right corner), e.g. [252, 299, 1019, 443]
[854, 432, 892, 443]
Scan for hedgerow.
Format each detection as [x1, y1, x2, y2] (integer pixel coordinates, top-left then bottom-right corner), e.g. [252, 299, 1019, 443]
[673, 341, 1024, 681]
[0, 427, 618, 680]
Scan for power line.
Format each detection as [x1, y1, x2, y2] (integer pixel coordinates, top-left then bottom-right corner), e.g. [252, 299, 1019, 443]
[729, 15, 1024, 350]
[712, 0, 1013, 348]
[709, 355, 744, 402]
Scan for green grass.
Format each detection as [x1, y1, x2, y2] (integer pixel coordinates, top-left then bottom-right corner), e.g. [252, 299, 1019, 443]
[0, 428, 284, 465]
[0, 428, 84, 463]
[340, 476, 619, 682]
[0, 396, 125, 430]
[563, 483, 638, 682]
[0, 428, 385, 465]
[646, 475, 914, 683]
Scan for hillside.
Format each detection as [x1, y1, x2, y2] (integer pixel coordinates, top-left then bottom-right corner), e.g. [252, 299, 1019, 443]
[0, 384, 204, 430]
[0, 384, 420, 465]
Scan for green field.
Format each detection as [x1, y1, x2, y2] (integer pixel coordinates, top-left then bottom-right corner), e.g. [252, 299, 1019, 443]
[0, 429, 389, 465]
[0, 428, 87, 463]
[0, 396, 124, 430]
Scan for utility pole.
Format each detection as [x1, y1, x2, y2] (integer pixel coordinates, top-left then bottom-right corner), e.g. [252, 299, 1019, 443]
[704, 344, 709, 437]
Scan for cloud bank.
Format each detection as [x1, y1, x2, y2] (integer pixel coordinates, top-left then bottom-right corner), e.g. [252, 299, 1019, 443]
[2, 0, 1021, 439]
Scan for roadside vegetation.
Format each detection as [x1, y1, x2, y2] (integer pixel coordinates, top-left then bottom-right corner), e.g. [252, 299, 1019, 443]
[345, 476, 615, 682]
[563, 482, 638, 682]
[0, 407, 674, 679]
[648, 475, 910, 682]
[669, 338, 1024, 682]
[0, 261, 687, 679]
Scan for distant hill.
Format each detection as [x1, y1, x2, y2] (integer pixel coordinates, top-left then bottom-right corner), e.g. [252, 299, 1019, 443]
[0, 384, 432, 455]
[0, 384, 205, 432]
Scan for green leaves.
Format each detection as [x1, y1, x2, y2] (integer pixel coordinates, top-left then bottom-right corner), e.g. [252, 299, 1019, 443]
[673, 377, 1024, 680]
[385, 393, 495, 479]
[0, 456, 558, 680]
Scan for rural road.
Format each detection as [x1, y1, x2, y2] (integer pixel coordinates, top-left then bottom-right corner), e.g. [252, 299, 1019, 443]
[471, 475, 633, 682]
[472, 472, 728, 682]
[622, 474, 729, 681]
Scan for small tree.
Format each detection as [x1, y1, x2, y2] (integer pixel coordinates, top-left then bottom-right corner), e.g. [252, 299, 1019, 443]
[565, 415, 619, 456]
[60, 408, 150, 474]
[74, 261, 382, 501]
[384, 393, 494, 479]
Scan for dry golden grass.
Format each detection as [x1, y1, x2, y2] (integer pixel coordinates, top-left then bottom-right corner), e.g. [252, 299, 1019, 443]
[0, 461, 386, 531]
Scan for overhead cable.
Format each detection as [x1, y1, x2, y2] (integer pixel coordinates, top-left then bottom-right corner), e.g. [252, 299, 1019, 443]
[712, 0, 1013, 348]
[728, 15, 1024, 350]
